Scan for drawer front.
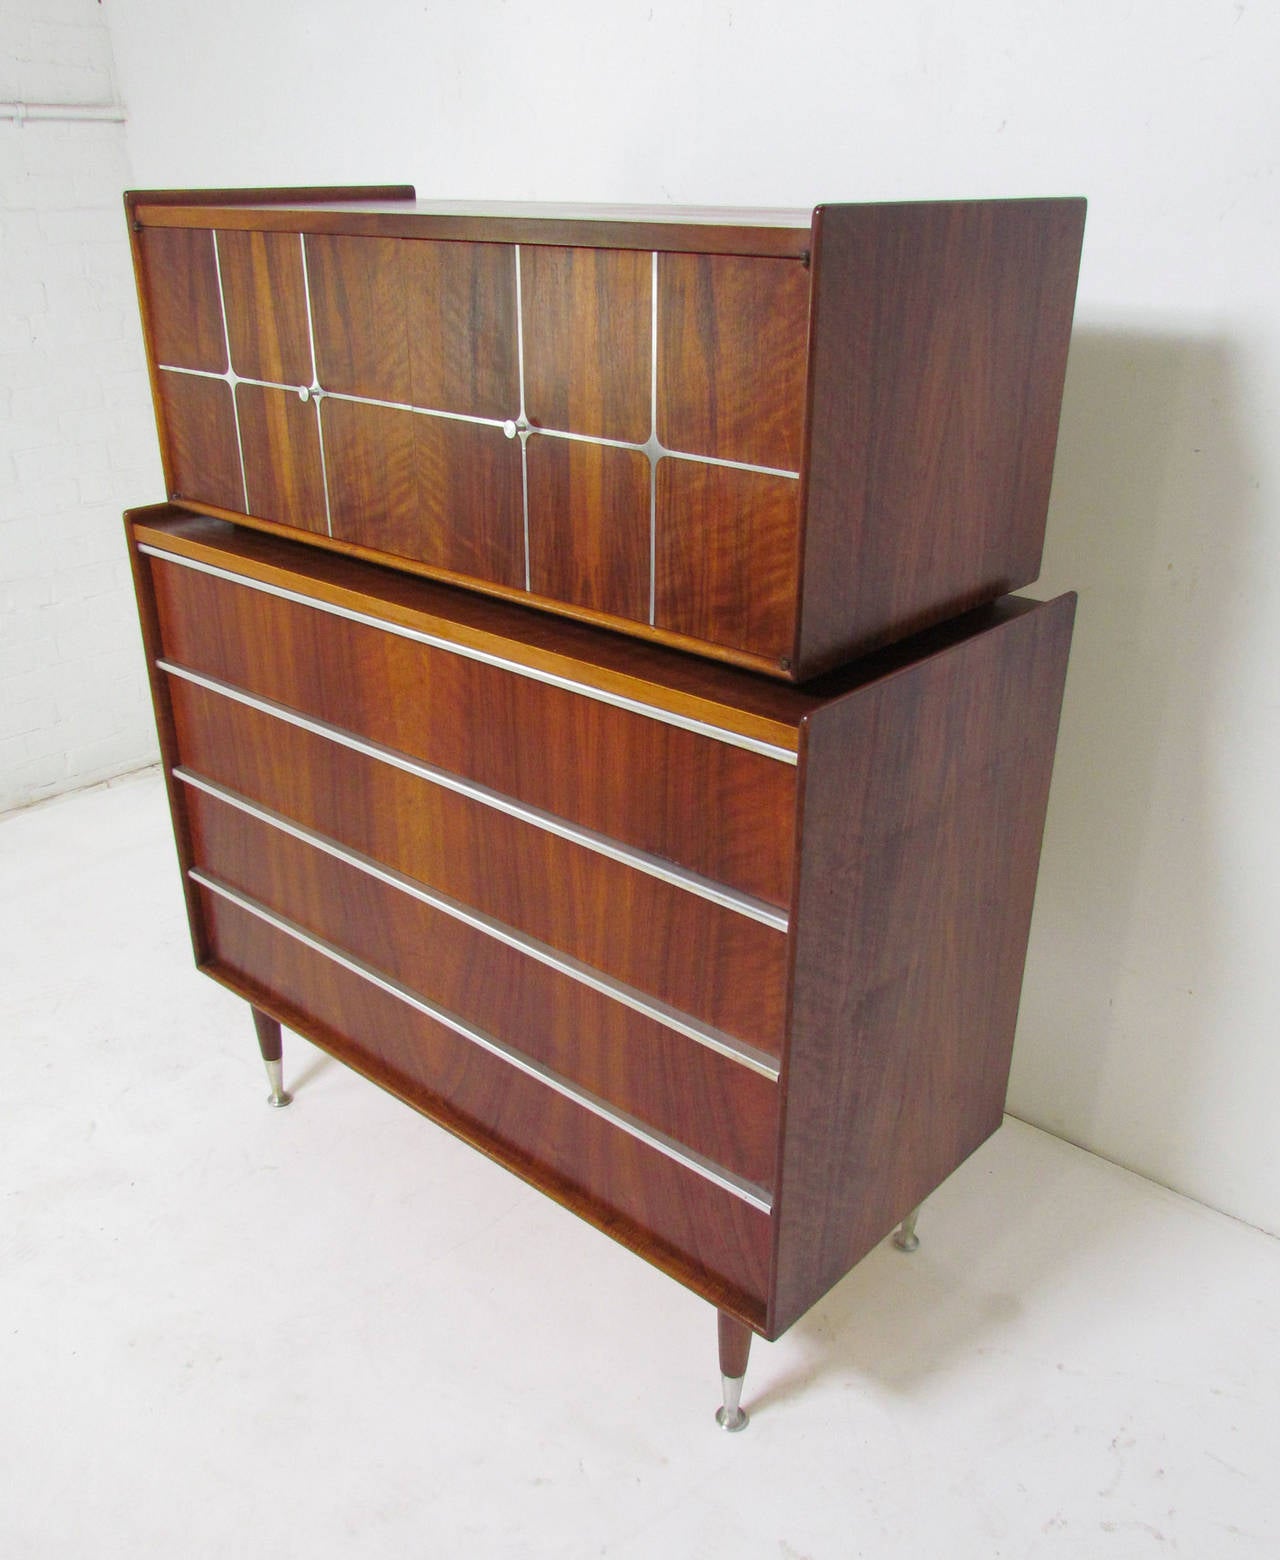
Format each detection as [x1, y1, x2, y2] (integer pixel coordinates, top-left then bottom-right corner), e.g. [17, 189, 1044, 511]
[149, 553, 796, 910]
[166, 673, 790, 1057]
[198, 885, 773, 1313]
[185, 780, 779, 1188]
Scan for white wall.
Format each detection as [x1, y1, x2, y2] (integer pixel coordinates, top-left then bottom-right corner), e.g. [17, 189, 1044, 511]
[0, 0, 163, 810]
[103, 1, 1280, 1234]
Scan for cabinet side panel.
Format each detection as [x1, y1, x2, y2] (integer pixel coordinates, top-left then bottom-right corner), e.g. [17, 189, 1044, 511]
[796, 200, 1085, 674]
[770, 594, 1076, 1334]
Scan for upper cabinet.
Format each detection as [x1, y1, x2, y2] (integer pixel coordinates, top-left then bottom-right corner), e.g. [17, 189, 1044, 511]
[126, 188, 1085, 679]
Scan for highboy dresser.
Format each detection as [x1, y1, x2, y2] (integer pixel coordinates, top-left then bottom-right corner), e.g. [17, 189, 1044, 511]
[125, 187, 1084, 1428]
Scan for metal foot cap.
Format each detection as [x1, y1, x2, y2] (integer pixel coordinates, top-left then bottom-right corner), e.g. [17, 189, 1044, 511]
[715, 1405, 749, 1432]
[266, 1089, 294, 1109]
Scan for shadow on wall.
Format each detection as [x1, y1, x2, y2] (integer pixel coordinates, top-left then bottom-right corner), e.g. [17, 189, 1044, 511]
[1008, 324, 1257, 1192]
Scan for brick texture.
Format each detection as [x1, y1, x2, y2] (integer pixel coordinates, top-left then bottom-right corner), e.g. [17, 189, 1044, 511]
[1, 0, 163, 812]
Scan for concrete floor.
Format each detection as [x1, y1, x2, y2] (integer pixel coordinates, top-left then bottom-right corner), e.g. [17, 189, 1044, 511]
[3, 766, 1278, 1558]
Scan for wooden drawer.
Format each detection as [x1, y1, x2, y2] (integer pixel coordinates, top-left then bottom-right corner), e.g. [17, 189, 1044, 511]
[198, 886, 774, 1317]
[164, 671, 788, 1056]
[183, 779, 779, 1189]
[128, 187, 1084, 678]
[147, 547, 795, 908]
[130, 506, 1076, 1341]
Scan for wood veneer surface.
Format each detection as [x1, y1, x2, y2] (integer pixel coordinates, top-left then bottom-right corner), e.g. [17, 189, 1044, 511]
[187, 786, 778, 1188]
[200, 888, 774, 1308]
[235, 384, 326, 533]
[148, 550, 795, 906]
[165, 676, 790, 1055]
[216, 229, 313, 386]
[129, 193, 1084, 679]
[795, 198, 1086, 672]
[769, 591, 1077, 1333]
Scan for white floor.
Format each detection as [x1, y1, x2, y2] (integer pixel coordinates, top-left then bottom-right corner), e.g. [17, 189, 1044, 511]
[3, 767, 1278, 1559]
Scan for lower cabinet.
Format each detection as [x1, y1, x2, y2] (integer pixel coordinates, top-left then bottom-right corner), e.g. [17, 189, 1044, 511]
[128, 502, 1075, 1422]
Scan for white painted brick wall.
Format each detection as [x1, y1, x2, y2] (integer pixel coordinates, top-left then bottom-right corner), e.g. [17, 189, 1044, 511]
[1, 0, 164, 812]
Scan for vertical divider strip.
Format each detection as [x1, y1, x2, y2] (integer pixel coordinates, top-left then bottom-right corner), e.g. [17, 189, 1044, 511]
[299, 234, 334, 537]
[514, 244, 531, 592]
[210, 231, 249, 511]
[649, 250, 659, 626]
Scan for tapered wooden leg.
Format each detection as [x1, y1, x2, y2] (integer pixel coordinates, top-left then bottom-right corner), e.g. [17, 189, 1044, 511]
[715, 1311, 752, 1432]
[252, 1006, 292, 1108]
[893, 1204, 921, 1252]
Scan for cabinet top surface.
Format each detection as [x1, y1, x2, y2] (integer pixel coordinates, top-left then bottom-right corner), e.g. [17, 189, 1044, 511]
[126, 189, 816, 255]
[126, 186, 1083, 258]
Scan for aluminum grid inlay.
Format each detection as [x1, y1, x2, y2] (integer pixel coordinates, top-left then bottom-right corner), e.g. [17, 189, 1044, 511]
[157, 230, 800, 635]
[191, 868, 774, 1215]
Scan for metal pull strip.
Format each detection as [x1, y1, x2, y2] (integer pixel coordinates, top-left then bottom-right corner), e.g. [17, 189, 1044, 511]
[192, 869, 773, 1215]
[158, 658, 789, 932]
[175, 766, 780, 1080]
[139, 543, 797, 765]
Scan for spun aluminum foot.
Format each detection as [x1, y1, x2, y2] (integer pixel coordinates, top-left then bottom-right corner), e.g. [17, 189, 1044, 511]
[715, 1372, 749, 1432]
[715, 1311, 752, 1431]
[252, 1007, 292, 1108]
[893, 1206, 921, 1253]
[264, 1057, 293, 1109]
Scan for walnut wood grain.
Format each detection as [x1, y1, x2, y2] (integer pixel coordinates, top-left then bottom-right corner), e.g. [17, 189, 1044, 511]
[794, 198, 1087, 675]
[188, 786, 778, 1187]
[129, 196, 1084, 681]
[148, 549, 795, 907]
[321, 399, 525, 587]
[251, 1006, 283, 1063]
[199, 887, 773, 1310]
[402, 239, 519, 418]
[216, 229, 313, 386]
[655, 460, 798, 664]
[124, 519, 209, 965]
[768, 592, 1077, 1335]
[718, 1310, 753, 1378]
[527, 438, 651, 619]
[521, 246, 651, 443]
[320, 396, 415, 545]
[130, 510, 810, 745]
[136, 226, 227, 373]
[658, 253, 809, 471]
[414, 415, 525, 587]
[165, 676, 789, 1055]
[236, 384, 327, 533]
[305, 234, 410, 402]
[156, 373, 243, 513]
